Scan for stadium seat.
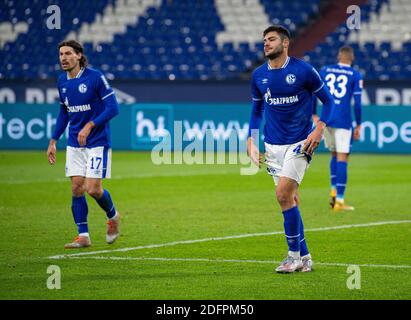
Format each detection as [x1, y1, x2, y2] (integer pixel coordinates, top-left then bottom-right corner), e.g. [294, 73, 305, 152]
[7, 0, 408, 81]
[306, 0, 411, 80]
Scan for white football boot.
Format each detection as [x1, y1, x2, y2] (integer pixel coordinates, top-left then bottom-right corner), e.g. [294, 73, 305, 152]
[106, 212, 120, 244]
[275, 253, 303, 273]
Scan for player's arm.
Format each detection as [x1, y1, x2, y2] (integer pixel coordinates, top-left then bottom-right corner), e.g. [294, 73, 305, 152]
[312, 98, 320, 125]
[48, 103, 69, 165]
[303, 67, 334, 155]
[353, 72, 363, 140]
[77, 74, 119, 146]
[247, 74, 264, 167]
[311, 67, 326, 125]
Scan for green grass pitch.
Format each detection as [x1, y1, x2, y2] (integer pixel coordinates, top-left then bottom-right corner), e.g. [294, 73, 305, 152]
[0, 151, 410, 299]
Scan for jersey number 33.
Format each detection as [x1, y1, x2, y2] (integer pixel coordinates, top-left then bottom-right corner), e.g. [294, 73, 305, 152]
[324, 74, 348, 99]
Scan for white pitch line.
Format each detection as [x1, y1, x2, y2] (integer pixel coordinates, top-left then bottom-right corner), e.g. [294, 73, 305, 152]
[1, 170, 236, 185]
[47, 220, 411, 260]
[64, 256, 411, 269]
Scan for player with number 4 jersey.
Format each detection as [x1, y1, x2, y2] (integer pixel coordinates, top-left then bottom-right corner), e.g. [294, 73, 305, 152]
[313, 46, 363, 211]
[247, 26, 335, 273]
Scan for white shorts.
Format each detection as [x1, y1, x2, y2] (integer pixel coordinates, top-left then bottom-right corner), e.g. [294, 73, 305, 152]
[66, 146, 112, 179]
[324, 127, 352, 153]
[264, 140, 310, 186]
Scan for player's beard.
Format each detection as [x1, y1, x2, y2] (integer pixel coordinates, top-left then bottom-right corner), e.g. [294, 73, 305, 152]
[265, 44, 284, 60]
[62, 62, 78, 72]
[61, 62, 72, 72]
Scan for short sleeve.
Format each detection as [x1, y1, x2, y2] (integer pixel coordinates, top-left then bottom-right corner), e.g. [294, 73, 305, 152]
[95, 72, 115, 101]
[305, 65, 324, 94]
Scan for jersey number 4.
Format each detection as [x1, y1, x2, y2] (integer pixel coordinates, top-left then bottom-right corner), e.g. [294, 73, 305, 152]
[325, 74, 348, 99]
[293, 144, 302, 154]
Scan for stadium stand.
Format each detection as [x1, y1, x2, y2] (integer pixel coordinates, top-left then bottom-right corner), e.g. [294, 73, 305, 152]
[304, 0, 411, 80]
[0, 0, 409, 81]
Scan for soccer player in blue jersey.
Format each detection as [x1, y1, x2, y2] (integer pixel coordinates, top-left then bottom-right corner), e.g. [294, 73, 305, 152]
[313, 46, 362, 211]
[247, 26, 335, 273]
[47, 40, 120, 248]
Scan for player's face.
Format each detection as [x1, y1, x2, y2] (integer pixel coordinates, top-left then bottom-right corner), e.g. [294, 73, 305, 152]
[263, 31, 287, 60]
[59, 46, 81, 71]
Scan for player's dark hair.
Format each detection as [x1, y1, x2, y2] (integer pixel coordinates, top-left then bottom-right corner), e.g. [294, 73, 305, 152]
[263, 25, 291, 40]
[58, 40, 88, 68]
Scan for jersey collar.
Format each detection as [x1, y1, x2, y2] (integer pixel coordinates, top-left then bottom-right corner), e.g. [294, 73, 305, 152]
[66, 67, 85, 80]
[267, 56, 290, 70]
[337, 62, 351, 67]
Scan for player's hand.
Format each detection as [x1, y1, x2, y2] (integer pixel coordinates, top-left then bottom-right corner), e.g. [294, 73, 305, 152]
[247, 137, 263, 168]
[77, 121, 95, 147]
[47, 140, 57, 165]
[353, 125, 361, 140]
[303, 121, 325, 156]
[312, 114, 320, 125]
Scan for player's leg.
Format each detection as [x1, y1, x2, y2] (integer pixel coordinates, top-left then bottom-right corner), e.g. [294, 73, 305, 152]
[293, 188, 313, 271]
[293, 188, 313, 270]
[324, 128, 337, 208]
[333, 129, 354, 211]
[275, 177, 304, 273]
[330, 151, 337, 208]
[64, 147, 91, 249]
[86, 177, 120, 243]
[299, 216, 312, 272]
[277, 178, 312, 272]
[276, 140, 314, 272]
[85, 147, 120, 244]
[265, 142, 309, 273]
[86, 178, 117, 219]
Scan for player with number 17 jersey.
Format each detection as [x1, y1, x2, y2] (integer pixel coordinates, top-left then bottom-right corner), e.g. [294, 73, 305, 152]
[57, 67, 116, 148]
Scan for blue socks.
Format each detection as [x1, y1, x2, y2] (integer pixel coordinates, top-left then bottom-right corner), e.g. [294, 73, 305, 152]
[94, 189, 116, 219]
[299, 216, 309, 257]
[282, 206, 309, 256]
[71, 190, 116, 236]
[330, 155, 337, 191]
[336, 161, 348, 201]
[282, 206, 301, 253]
[71, 195, 88, 235]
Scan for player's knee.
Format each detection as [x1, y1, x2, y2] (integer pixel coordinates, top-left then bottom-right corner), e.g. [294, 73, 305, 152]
[87, 186, 103, 199]
[276, 188, 293, 207]
[337, 153, 348, 162]
[72, 183, 86, 197]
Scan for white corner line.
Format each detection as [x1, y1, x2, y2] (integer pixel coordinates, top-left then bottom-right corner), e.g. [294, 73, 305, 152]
[46, 220, 411, 260]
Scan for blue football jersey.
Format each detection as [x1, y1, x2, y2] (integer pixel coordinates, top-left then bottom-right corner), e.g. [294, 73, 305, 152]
[57, 67, 116, 148]
[251, 57, 324, 145]
[320, 63, 363, 129]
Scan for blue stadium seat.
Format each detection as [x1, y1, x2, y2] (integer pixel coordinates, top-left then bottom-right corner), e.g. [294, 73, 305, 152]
[9, 0, 406, 81]
[306, 0, 410, 81]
